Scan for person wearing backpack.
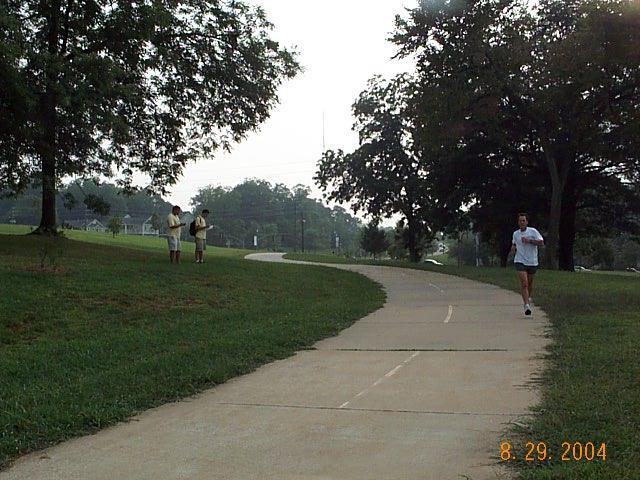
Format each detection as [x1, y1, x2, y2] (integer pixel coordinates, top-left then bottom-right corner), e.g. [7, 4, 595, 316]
[193, 209, 210, 263]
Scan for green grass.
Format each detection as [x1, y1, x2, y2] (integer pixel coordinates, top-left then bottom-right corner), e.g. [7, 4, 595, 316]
[0, 233, 385, 469]
[284, 253, 640, 479]
[0, 224, 250, 259]
[287, 253, 358, 264]
[286, 251, 458, 266]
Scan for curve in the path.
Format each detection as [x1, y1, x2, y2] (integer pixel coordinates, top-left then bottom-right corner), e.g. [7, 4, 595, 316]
[1, 252, 548, 480]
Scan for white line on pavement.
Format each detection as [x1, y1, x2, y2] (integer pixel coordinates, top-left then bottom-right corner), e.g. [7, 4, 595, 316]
[444, 305, 454, 323]
[384, 365, 404, 378]
[428, 282, 445, 293]
[338, 351, 421, 409]
[403, 352, 420, 363]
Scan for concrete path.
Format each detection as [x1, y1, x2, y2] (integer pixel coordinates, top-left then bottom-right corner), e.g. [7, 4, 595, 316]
[2, 253, 548, 480]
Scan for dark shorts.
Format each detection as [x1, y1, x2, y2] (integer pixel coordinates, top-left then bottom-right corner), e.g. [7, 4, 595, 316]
[515, 262, 537, 274]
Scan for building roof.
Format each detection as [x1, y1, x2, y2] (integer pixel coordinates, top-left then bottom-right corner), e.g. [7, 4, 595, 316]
[63, 219, 104, 228]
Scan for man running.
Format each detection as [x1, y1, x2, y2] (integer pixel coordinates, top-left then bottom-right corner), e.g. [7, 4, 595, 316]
[511, 213, 544, 316]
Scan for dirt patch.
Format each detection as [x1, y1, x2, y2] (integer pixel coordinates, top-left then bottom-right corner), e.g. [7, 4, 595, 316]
[85, 293, 208, 312]
[21, 265, 72, 275]
[184, 298, 206, 307]
[7, 322, 27, 334]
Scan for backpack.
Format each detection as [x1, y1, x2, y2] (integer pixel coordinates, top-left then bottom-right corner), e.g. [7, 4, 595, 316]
[189, 219, 197, 236]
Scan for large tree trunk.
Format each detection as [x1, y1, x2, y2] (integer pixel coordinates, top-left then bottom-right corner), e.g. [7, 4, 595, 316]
[559, 174, 578, 272]
[499, 226, 512, 267]
[541, 139, 572, 270]
[38, 151, 57, 233]
[407, 232, 421, 263]
[35, 1, 62, 234]
[545, 183, 562, 269]
[406, 216, 421, 263]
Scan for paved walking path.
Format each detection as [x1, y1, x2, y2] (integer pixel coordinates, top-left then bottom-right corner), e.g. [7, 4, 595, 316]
[2, 253, 548, 480]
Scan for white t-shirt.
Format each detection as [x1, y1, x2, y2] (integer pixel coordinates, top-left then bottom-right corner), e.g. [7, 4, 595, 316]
[512, 227, 544, 266]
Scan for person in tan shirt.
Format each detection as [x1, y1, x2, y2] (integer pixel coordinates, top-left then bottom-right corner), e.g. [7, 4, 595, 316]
[166, 205, 186, 263]
[194, 209, 210, 263]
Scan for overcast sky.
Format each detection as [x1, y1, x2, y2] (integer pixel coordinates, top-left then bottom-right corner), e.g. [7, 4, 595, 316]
[165, 0, 416, 216]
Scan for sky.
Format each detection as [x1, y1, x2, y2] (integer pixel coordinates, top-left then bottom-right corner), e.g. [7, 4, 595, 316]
[165, 0, 416, 216]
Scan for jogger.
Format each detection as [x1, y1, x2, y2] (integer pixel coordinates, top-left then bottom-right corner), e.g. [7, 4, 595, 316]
[511, 213, 544, 316]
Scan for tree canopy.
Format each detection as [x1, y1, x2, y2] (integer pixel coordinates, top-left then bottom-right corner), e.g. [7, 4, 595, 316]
[316, 0, 640, 270]
[360, 221, 390, 259]
[315, 75, 436, 262]
[0, 0, 300, 232]
[0, 179, 172, 225]
[393, 0, 640, 269]
[190, 179, 363, 252]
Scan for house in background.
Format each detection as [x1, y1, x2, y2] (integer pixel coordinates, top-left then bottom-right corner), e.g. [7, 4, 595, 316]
[87, 219, 106, 232]
[142, 215, 160, 236]
[63, 219, 106, 232]
[119, 214, 161, 236]
[122, 214, 144, 235]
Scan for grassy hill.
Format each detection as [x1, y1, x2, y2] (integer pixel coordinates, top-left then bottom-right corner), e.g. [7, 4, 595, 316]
[0, 228, 384, 469]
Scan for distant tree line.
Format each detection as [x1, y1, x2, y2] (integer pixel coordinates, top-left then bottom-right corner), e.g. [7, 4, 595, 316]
[1, 178, 364, 253]
[190, 180, 362, 252]
[0, 180, 171, 228]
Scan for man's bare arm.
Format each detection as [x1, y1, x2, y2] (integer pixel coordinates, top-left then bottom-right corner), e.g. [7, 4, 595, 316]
[523, 237, 544, 246]
[522, 237, 544, 246]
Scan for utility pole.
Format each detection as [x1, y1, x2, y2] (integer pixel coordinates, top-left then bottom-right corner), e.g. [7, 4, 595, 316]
[322, 111, 326, 152]
[300, 211, 305, 253]
[293, 202, 297, 252]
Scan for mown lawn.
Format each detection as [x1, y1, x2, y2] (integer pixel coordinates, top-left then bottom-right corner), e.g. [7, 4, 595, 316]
[285, 253, 640, 480]
[0, 224, 250, 259]
[0, 234, 385, 469]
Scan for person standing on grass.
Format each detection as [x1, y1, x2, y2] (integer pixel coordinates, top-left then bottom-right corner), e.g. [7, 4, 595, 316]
[167, 205, 186, 264]
[194, 209, 210, 263]
[511, 213, 544, 316]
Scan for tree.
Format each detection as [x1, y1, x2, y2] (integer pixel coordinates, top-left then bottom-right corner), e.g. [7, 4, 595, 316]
[0, 1, 300, 233]
[617, 238, 640, 269]
[393, 0, 640, 270]
[150, 213, 162, 233]
[189, 180, 363, 251]
[107, 217, 123, 238]
[360, 221, 389, 259]
[1, 180, 172, 226]
[315, 75, 435, 262]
